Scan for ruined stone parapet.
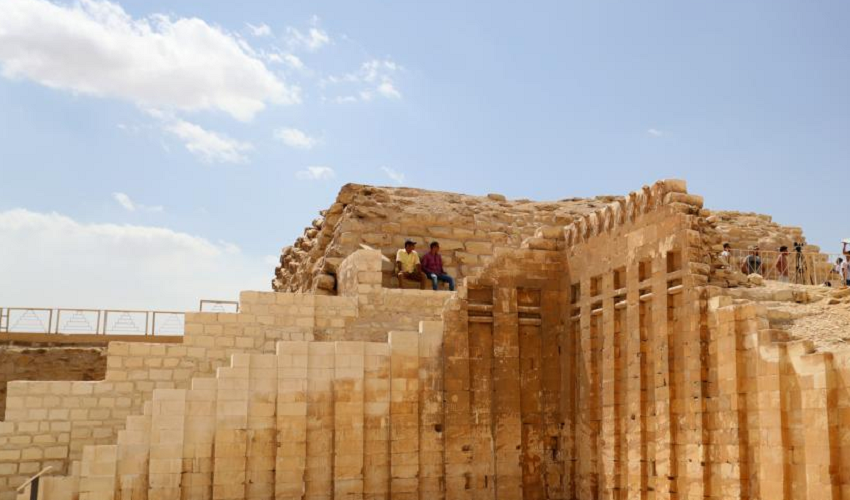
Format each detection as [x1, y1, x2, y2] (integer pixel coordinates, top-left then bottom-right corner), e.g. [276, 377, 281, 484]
[275, 182, 818, 297]
[708, 210, 810, 252]
[272, 183, 619, 294]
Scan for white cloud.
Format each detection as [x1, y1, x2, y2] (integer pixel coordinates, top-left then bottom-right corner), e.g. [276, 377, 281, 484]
[113, 192, 135, 211]
[0, 209, 270, 310]
[360, 59, 399, 83]
[323, 58, 403, 102]
[381, 166, 405, 185]
[274, 128, 318, 149]
[0, 0, 298, 121]
[334, 95, 358, 104]
[164, 119, 253, 164]
[377, 81, 401, 99]
[647, 128, 663, 137]
[295, 166, 335, 181]
[281, 53, 305, 70]
[112, 192, 164, 213]
[247, 22, 272, 37]
[286, 26, 330, 52]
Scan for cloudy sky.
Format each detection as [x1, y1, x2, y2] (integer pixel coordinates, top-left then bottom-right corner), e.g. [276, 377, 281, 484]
[1, 0, 848, 311]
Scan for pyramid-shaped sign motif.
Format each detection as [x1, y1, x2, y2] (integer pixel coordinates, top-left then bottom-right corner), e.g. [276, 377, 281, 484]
[155, 313, 183, 335]
[59, 310, 96, 333]
[9, 309, 48, 333]
[108, 312, 144, 334]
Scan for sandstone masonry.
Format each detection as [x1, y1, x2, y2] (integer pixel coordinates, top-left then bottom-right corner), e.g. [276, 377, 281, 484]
[5, 180, 848, 500]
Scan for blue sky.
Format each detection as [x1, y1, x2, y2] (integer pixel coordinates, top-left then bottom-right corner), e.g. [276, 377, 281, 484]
[1, 0, 848, 310]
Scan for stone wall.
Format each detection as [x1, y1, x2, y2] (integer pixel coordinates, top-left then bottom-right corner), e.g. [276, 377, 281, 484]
[708, 210, 811, 252]
[15, 328, 444, 500]
[562, 181, 710, 498]
[0, 250, 450, 498]
[18, 295, 850, 500]
[0, 346, 106, 422]
[272, 183, 619, 294]
[273, 185, 819, 297]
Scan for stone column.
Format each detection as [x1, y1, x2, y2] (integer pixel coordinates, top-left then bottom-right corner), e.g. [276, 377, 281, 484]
[246, 354, 277, 500]
[213, 358, 249, 500]
[419, 321, 446, 499]
[364, 342, 390, 500]
[333, 342, 365, 499]
[275, 341, 309, 500]
[306, 343, 334, 500]
[389, 331, 420, 500]
[182, 377, 217, 500]
[493, 286, 521, 499]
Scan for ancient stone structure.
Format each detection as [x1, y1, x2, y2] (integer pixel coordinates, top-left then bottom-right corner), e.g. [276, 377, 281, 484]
[271, 184, 815, 295]
[0, 346, 106, 423]
[708, 210, 809, 252]
[272, 184, 620, 293]
[5, 179, 850, 500]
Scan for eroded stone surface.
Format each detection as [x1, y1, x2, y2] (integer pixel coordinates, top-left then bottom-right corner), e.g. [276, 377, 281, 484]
[0, 346, 105, 422]
[272, 183, 623, 294]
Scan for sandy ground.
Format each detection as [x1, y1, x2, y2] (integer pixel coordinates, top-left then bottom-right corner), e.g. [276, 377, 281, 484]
[732, 280, 850, 351]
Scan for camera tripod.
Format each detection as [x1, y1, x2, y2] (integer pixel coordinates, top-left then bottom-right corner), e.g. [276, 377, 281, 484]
[794, 249, 810, 285]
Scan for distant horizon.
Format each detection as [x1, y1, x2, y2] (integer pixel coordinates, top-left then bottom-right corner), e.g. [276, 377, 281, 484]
[2, 0, 847, 310]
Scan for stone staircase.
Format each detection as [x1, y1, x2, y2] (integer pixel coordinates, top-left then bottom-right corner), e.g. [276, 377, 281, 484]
[16, 322, 442, 500]
[707, 292, 844, 499]
[0, 249, 450, 500]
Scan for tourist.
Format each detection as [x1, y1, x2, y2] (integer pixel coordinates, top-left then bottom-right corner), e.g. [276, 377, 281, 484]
[775, 245, 790, 283]
[421, 241, 455, 291]
[395, 239, 425, 288]
[834, 257, 845, 283]
[741, 246, 762, 275]
[720, 242, 732, 268]
[844, 256, 850, 287]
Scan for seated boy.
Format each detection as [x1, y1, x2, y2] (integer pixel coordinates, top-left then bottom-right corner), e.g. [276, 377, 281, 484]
[421, 241, 455, 291]
[395, 240, 426, 288]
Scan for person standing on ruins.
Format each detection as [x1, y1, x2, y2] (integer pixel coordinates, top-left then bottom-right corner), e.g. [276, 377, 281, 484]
[775, 245, 790, 282]
[421, 241, 456, 291]
[826, 256, 846, 287]
[843, 256, 850, 287]
[842, 241, 850, 286]
[741, 246, 762, 275]
[720, 242, 732, 268]
[396, 239, 426, 288]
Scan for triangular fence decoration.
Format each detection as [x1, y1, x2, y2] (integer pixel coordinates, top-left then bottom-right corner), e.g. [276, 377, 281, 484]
[10, 309, 48, 333]
[109, 312, 144, 334]
[155, 314, 183, 335]
[60, 310, 96, 333]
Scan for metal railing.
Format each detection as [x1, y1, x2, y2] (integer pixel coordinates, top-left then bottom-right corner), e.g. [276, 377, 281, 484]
[0, 308, 185, 336]
[0, 299, 239, 336]
[722, 248, 848, 286]
[199, 299, 239, 313]
[16, 466, 52, 500]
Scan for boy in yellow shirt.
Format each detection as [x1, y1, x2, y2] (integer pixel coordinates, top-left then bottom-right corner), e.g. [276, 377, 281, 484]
[395, 239, 426, 288]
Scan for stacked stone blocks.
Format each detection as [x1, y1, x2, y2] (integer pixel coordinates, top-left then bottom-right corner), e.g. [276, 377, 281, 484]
[1, 256, 450, 500]
[9, 179, 850, 499]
